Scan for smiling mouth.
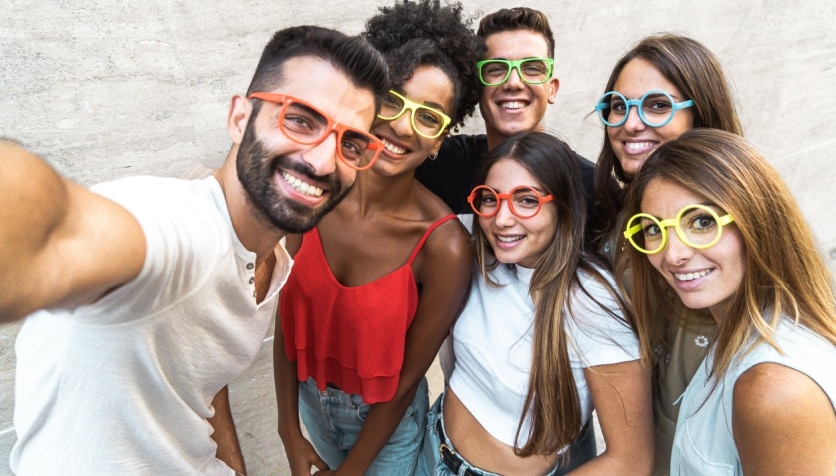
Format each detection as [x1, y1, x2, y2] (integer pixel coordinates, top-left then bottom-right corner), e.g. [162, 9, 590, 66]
[496, 235, 523, 243]
[499, 101, 527, 110]
[282, 171, 323, 197]
[381, 138, 408, 156]
[674, 269, 712, 281]
[625, 141, 654, 152]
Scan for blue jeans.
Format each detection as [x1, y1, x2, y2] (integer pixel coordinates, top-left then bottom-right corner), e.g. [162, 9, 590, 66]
[415, 392, 597, 476]
[298, 377, 428, 475]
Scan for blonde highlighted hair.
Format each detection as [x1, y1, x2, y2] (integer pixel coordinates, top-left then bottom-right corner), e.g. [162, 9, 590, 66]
[624, 129, 836, 380]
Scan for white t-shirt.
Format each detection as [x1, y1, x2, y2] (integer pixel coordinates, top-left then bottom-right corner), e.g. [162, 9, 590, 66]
[10, 176, 292, 475]
[448, 262, 639, 449]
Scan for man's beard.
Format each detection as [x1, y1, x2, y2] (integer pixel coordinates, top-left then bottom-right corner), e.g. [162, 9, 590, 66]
[236, 124, 351, 233]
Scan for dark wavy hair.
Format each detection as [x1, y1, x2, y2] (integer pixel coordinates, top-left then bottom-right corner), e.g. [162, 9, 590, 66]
[363, 0, 484, 131]
[477, 7, 555, 58]
[246, 25, 389, 107]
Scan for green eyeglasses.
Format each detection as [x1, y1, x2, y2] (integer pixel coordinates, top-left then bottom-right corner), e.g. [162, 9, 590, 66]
[477, 58, 554, 86]
[624, 204, 735, 254]
[377, 90, 451, 139]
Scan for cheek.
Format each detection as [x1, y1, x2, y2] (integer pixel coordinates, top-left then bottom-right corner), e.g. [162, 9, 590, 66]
[336, 166, 357, 188]
[660, 112, 695, 141]
[478, 216, 493, 235]
[606, 125, 619, 145]
[647, 254, 666, 276]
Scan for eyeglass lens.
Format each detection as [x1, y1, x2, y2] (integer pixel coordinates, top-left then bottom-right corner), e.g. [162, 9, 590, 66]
[634, 206, 724, 253]
[378, 92, 447, 138]
[472, 186, 545, 218]
[479, 59, 551, 86]
[598, 91, 683, 128]
[280, 101, 377, 168]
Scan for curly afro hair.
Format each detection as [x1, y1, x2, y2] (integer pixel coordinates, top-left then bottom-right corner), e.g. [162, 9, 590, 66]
[363, 0, 485, 131]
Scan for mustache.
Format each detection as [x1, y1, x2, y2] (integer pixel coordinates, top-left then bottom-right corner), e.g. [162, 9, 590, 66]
[272, 154, 340, 192]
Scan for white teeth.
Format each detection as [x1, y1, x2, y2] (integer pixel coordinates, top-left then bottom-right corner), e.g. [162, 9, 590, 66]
[496, 235, 523, 243]
[282, 172, 323, 197]
[625, 141, 654, 151]
[382, 138, 407, 155]
[674, 269, 711, 281]
[501, 101, 525, 110]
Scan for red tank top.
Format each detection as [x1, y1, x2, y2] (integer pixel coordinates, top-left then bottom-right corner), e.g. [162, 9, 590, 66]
[281, 214, 456, 404]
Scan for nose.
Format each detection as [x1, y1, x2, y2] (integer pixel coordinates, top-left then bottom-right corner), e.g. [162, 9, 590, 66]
[623, 104, 647, 132]
[503, 66, 525, 89]
[493, 200, 517, 227]
[662, 228, 695, 265]
[299, 131, 339, 177]
[388, 111, 414, 137]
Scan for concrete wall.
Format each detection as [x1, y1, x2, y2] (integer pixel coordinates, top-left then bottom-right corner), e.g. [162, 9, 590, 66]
[2, 0, 834, 474]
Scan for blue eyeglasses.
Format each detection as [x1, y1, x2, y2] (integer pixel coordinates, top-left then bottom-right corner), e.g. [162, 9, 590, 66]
[595, 89, 694, 128]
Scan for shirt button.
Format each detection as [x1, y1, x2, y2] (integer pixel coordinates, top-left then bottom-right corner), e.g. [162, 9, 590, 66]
[249, 277, 255, 284]
[246, 263, 254, 270]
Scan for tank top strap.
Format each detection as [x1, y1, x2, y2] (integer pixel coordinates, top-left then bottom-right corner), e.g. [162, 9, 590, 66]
[406, 214, 457, 266]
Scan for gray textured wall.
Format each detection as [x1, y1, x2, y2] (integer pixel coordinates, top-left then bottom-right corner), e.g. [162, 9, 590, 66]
[2, 1, 834, 474]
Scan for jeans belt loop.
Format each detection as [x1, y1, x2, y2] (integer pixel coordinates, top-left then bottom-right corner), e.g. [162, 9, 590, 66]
[436, 418, 480, 476]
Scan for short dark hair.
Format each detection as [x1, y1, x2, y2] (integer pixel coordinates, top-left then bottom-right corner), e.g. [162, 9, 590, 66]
[363, 0, 485, 131]
[246, 26, 389, 103]
[477, 7, 555, 58]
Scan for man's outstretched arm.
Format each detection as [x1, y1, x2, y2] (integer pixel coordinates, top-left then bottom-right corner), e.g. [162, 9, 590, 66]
[0, 141, 146, 322]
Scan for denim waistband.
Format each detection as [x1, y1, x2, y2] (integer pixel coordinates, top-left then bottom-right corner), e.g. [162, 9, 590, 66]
[434, 393, 500, 476]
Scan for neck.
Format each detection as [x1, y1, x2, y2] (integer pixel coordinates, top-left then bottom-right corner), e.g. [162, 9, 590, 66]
[214, 152, 284, 266]
[351, 168, 417, 217]
[484, 122, 545, 152]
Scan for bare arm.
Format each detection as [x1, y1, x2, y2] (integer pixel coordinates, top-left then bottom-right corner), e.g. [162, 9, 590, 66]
[733, 363, 836, 475]
[0, 142, 145, 321]
[209, 386, 246, 474]
[327, 220, 472, 475]
[274, 234, 329, 475]
[568, 359, 654, 475]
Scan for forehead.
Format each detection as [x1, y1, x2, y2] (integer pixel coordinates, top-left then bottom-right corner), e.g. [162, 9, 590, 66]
[641, 179, 706, 216]
[268, 55, 377, 131]
[484, 30, 550, 59]
[485, 158, 542, 190]
[614, 58, 684, 99]
[400, 65, 455, 113]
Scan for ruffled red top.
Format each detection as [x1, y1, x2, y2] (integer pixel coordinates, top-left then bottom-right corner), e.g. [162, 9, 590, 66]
[280, 215, 455, 404]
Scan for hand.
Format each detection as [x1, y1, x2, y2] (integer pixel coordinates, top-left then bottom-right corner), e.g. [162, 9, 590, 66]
[284, 435, 328, 476]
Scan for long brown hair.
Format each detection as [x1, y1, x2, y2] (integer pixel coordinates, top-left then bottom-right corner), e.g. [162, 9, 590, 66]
[472, 132, 638, 458]
[590, 33, 743, 251]
[624, 129, 836, 380]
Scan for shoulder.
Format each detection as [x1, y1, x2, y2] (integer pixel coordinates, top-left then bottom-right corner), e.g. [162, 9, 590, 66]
[421, 213, 471, 262]
[734, 362, 833, 428]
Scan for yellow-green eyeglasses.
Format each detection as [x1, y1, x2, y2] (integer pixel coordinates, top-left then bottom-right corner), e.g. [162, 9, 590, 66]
[377, 90, 451, 139]
[624, 204, 735, 254]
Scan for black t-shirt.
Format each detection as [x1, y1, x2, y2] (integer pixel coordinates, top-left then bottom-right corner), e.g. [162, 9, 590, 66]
[415, 133, 597, 218]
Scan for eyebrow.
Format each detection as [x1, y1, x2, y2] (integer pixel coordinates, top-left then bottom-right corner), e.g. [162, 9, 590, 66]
[393, 89, 448, 114]
[485, 184, 549, 194]
[488, 56, 549, 61]
[642, 202, 721, 219]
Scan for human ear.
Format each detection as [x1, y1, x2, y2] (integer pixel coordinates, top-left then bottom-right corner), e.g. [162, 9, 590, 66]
[226, 94, 252, 144]
[547, 77, 560, 104]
